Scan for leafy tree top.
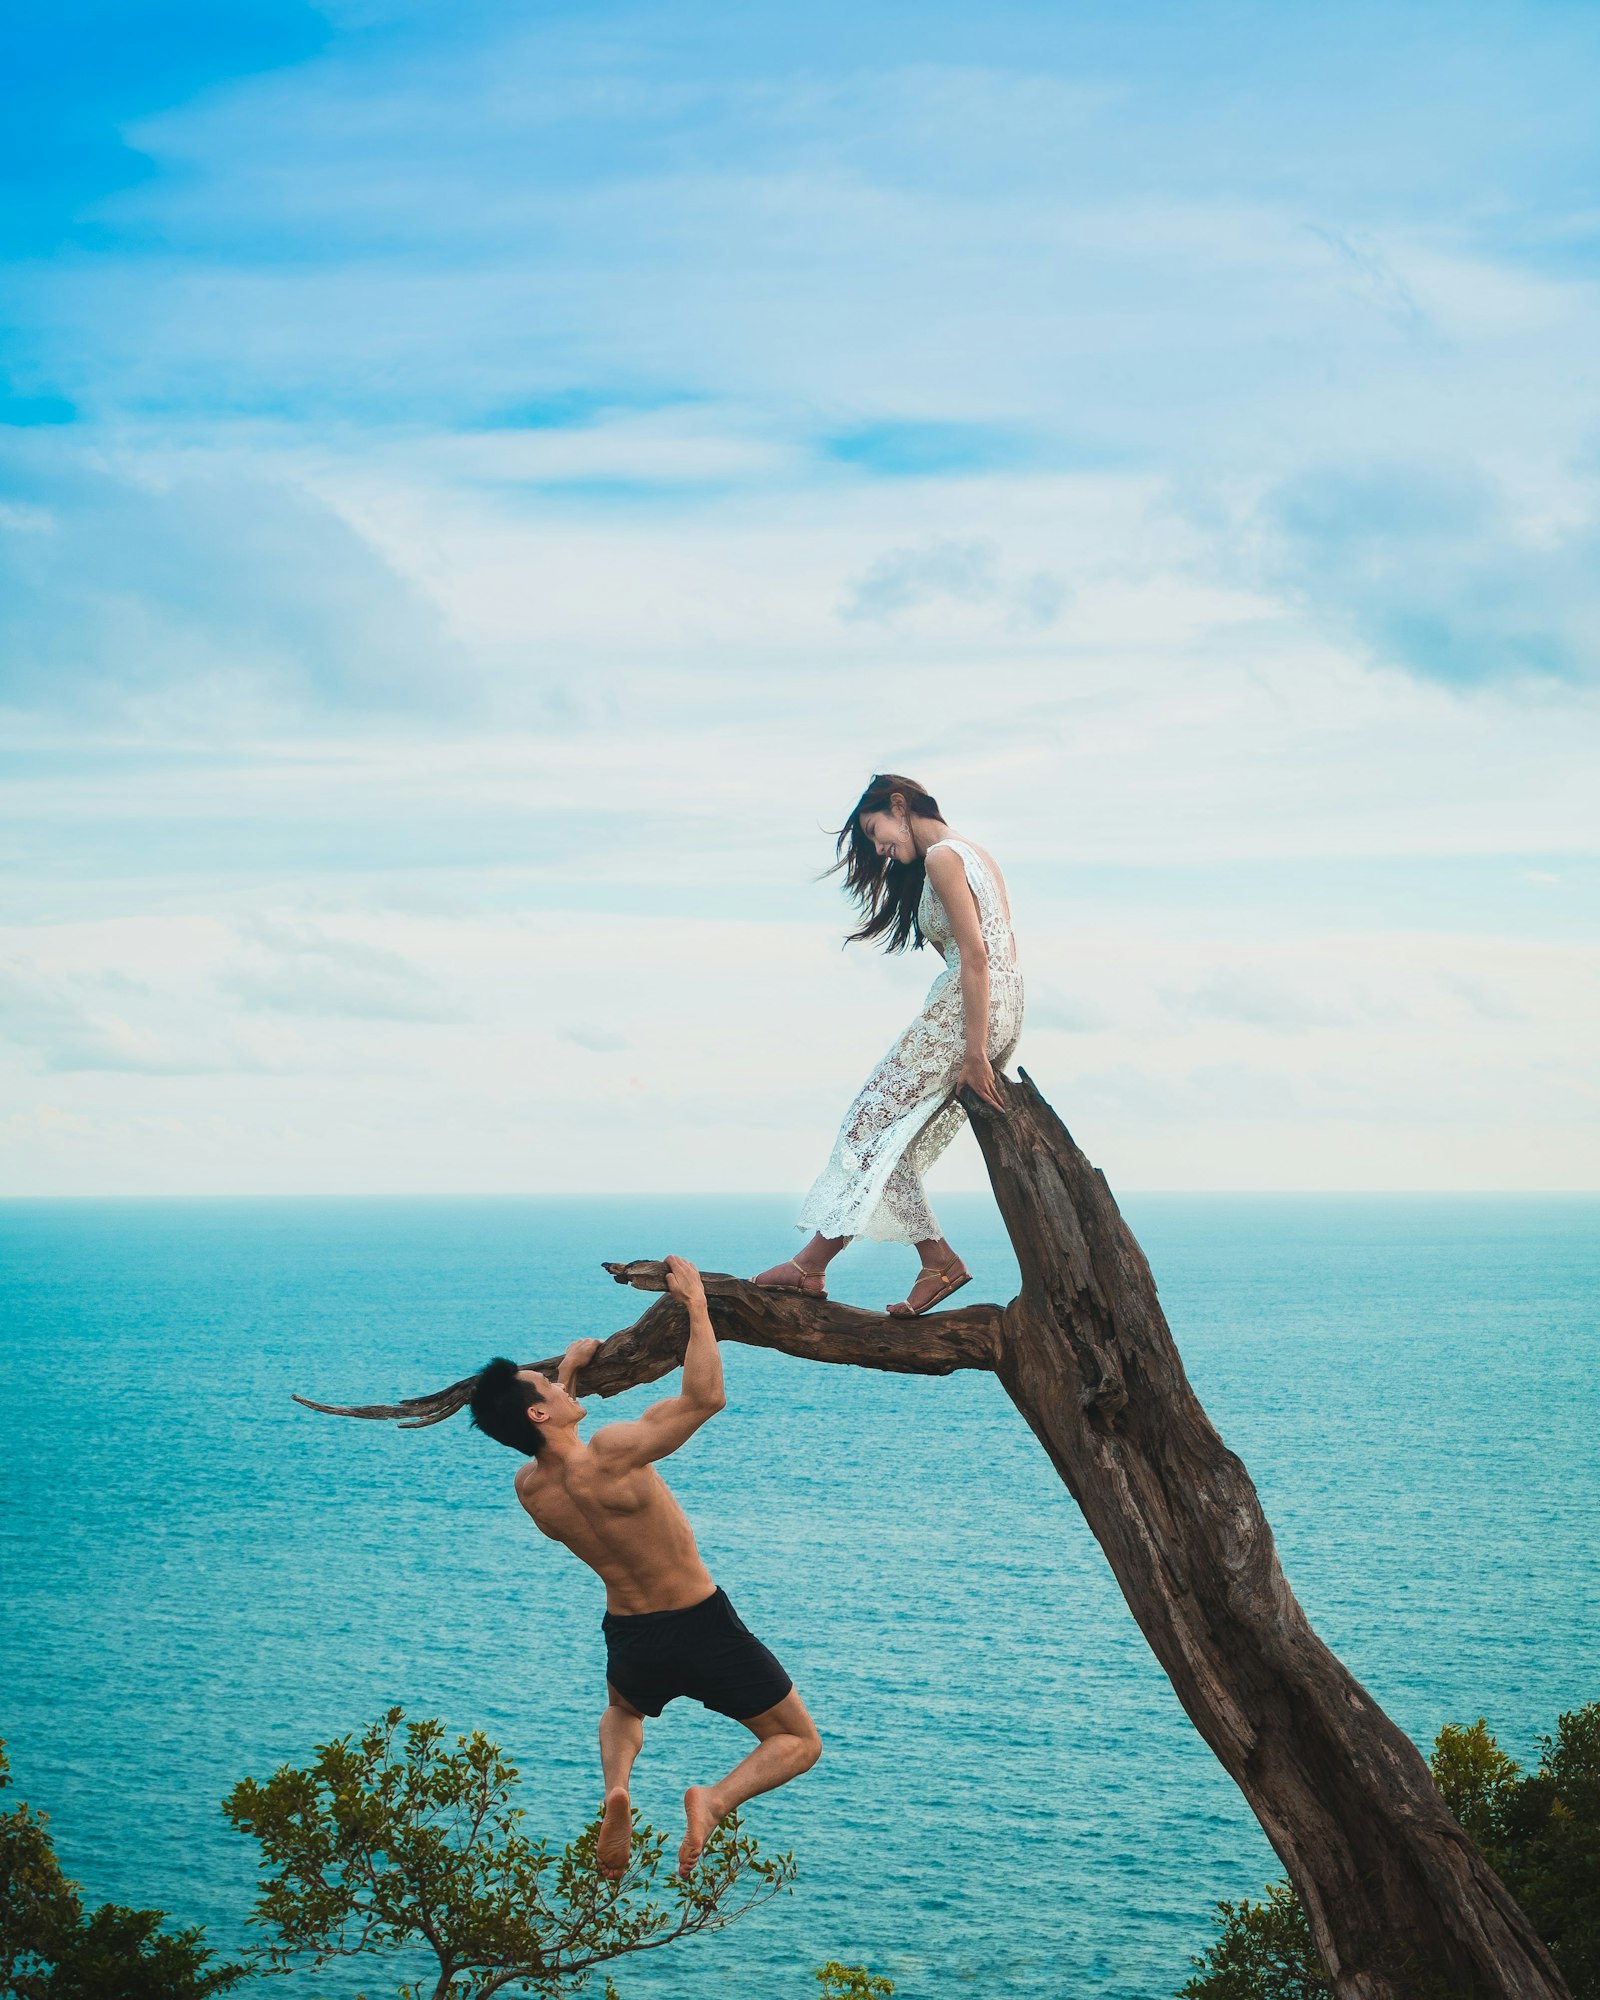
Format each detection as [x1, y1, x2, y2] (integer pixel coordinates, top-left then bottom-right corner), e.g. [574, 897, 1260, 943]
[222, 1706, 796, 2000]
[1180, 1702, 1600, 2000]
[1, 1740, 248, 2000]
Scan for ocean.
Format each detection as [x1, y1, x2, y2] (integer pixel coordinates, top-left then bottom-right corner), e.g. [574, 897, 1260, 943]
[2, 1193, 1596, 1998]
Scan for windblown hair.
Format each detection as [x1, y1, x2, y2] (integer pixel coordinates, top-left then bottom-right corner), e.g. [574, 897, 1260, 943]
[831, 772, 944, 953]
[469, 1357, 547, 1456]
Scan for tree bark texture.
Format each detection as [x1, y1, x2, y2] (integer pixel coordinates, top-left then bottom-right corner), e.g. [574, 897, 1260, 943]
[297, 1069, 1568, 1999]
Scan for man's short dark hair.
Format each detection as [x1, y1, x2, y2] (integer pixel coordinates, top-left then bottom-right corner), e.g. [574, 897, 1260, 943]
[469, 1357, 546, 1456]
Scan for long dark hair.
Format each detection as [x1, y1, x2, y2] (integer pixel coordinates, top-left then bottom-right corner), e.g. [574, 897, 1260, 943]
[831, 772, 944, 953]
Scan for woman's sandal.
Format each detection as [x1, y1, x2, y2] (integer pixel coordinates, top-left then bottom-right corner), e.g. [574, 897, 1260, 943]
[751, 1258, 829, 1300]
[886, 1260, 972, 1318]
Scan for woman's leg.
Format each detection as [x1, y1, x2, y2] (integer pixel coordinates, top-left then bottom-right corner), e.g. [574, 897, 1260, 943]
[753, 1231, 847, 1291]
[889, 1253, 972, 1315]
[886, 1236, 971, 1316]
[873, 1094, 973, 1313]
[914, 1235, 964, 1269]
[796, 1231, 847, 1274]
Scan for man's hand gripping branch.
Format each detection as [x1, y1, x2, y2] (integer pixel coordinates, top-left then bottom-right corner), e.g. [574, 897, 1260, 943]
[556, 1336, 603, 1394]
[590, 1256, 725, 1471]
[664, 1254, 724, 1409]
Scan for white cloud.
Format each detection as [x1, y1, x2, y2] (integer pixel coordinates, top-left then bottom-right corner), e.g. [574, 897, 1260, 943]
[0, 440, 463, 719]
[3, 878, 1597, 1193]
[5, 9, 1600, 1191]
[839, 536, 1067, 628]
[0, 962, 261, 1076]
[1259, 459, 1600, 685]
[224, 918, 459, 1021]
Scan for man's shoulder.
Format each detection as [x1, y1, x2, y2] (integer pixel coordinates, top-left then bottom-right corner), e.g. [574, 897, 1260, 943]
[586, 1420, 638, 1462]
[587, 1423, 666, 1483]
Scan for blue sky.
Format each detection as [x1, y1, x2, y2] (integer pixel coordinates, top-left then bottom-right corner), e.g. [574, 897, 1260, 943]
[2, 0, 1598, 1194]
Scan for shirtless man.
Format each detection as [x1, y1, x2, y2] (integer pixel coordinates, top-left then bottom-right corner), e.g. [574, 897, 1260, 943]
[468, 1255, 821, 1881]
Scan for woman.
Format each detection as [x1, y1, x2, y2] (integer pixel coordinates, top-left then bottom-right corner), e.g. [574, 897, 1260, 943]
[753, 773, 1023, 1317]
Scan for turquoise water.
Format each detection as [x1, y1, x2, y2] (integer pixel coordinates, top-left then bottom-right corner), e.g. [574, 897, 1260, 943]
[2, 1194, 1597, 1998]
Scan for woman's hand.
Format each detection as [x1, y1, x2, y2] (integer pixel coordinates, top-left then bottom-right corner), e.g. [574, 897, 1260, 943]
[955, 1051, 1006, 1112]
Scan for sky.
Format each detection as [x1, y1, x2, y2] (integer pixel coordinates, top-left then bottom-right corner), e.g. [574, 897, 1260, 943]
[2, 0, 1598, 1197]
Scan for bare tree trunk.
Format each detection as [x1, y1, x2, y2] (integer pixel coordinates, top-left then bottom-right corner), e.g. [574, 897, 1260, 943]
[298, 1070, 1568, 1998]
[965, 1072, 1565, 1999]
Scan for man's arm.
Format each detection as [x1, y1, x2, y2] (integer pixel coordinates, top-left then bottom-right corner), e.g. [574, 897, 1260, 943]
[592, 1256, 725, 1468]
[557, 1338, 602, 1391]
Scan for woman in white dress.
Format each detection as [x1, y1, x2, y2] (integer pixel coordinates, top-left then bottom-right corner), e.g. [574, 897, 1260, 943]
[753, 773, 1023, 1317]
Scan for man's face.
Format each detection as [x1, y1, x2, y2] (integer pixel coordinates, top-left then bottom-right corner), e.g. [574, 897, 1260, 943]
[519, 1368, 584, 1433]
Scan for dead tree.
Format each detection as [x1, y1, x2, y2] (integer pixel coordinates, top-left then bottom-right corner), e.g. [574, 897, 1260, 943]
[298, 1071, 1568, 2000]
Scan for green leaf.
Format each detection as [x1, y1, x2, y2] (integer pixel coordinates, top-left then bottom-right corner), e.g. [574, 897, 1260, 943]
[225, 1711, 797, 1997]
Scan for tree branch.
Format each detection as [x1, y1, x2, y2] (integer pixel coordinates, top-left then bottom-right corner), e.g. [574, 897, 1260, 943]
[293, 1263, 1003, 1428]
[289, 1066, 1571, 1997]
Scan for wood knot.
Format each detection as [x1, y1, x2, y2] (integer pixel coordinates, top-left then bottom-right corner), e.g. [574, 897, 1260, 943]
[1080, 1375, 1129, 1428]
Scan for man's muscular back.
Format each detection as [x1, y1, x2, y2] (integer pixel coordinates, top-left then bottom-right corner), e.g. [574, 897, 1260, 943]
[515, 1443, 715, 1614]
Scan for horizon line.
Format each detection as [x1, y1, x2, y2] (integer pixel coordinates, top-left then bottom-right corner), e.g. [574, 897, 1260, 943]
[3, 1188, 1597, 1203]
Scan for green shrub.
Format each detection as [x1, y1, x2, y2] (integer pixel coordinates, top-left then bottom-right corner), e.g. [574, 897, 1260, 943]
[1180, 1702, 1600, 2000]
[223, 1706, 795, 1998]
[0, 1742, 248, 1999]
[1435, 1706, 1600, 1996]
[816, 1964, 895, 1999]
[1176, 1880, 1329, 2000]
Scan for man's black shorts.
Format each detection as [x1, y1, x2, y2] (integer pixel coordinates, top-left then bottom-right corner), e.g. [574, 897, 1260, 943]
[602, 1587, 793, 1721]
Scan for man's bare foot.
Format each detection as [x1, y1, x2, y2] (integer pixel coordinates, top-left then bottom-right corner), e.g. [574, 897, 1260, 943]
[597, 1787, 632, 1879]
[678, 1785, 722, 1877]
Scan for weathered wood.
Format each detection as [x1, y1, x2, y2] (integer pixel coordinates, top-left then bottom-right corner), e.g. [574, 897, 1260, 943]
[293, 1272, 1001, 1425]
[968, 1071, 1567, 1999]
[294, 1377, 480, 1428]
[296, 1071, 1568, 1998]
[597, 1260, 1003, 1381]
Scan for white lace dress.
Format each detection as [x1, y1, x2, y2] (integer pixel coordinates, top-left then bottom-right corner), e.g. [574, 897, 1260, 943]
[797, 840, 1024, 1244]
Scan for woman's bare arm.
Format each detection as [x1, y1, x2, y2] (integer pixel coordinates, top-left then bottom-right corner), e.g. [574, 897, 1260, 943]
[925, 845, 1005, 1110]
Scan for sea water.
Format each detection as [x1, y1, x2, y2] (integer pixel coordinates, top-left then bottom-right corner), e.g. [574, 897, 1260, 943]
[1, 1194, 1596, 1999]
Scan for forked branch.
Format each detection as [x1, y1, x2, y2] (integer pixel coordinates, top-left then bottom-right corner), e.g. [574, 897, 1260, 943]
[294, 1260, 1004, 1429]
[292, 1071, 1568, 1997]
